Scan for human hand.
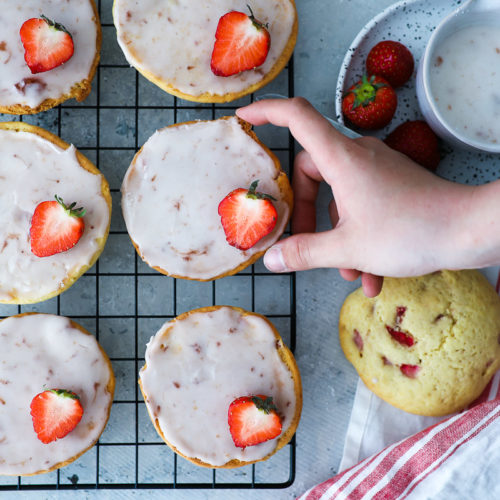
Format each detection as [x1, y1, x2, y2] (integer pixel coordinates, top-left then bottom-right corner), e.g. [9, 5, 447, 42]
[236, 98, 476, 297]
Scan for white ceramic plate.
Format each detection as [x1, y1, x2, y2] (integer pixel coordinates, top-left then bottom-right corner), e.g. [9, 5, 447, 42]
[335, 0, 500, 185]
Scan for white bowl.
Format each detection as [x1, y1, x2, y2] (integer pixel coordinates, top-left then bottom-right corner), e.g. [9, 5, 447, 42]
[416, 0, 500, 154]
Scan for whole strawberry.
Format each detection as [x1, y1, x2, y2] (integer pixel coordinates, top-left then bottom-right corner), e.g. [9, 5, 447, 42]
[384, 121, 441, 171]
[342, 75, 397, 130]
[366, 41, 414, 88]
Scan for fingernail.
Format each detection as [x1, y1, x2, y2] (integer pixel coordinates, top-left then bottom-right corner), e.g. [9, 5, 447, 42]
[264, 246, 288, 273]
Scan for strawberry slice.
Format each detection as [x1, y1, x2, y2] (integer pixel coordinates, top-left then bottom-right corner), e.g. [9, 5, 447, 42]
[395, 306, 407, 325]
[400, 364, 420, 379]
[211, 6, 270, 77]
[382, 356, 393, 366]
[30, 195, 86, 257]
[353, 329, 364, 352]
[218, 180, 277, 251]
[228, 395, 282, 448]
[386, 325, 415, 347]
[20, 15, 74, 74]
[30, 389, 84, 444]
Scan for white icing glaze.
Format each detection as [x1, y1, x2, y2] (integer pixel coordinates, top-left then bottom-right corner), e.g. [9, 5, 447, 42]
[121, 117, 290, 280]
[0, 128, 110, 303]
[0, 0, 98, 109]
[140, 307, 298, 467]
[113, 0, 295, 97]
[0, 314, 114, 476]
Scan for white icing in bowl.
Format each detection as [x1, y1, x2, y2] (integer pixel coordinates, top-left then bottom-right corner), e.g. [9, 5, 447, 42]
[429, 25, 500, 147]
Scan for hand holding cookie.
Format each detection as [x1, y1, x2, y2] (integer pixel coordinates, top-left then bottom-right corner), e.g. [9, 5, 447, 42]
[237, 98, 500, 297]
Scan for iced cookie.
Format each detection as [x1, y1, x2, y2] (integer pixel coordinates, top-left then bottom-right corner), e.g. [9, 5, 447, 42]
[339, 270, 500, 416]
[113, 0, 297, 102]
[139, 306, 302, 468]
[0, 0, 101, 114]
[121, 116, 292, 280]
[0, 313, 115, 476]
[0, 122, 111, 304]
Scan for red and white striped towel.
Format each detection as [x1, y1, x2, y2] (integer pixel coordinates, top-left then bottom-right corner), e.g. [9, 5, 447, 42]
[299, 396, 500, 500]
[300, 268, 500, 500]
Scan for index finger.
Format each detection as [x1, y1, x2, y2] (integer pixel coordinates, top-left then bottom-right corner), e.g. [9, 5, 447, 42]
[236, 98, 358, 176]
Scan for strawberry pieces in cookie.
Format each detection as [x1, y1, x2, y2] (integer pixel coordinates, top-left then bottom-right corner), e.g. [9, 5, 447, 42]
[20, 15, 74, 74]
[228, 395, 282, 448]
[211, 6, 270, 77]
[218, 180, 277, 251]
[386, 325, 415, 347]
[400, 364, 420, 379]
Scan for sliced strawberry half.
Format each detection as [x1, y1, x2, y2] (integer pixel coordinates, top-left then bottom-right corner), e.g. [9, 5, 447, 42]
[30, 389, 84, 444]
[211, 6, 270, 77]
[228, 395, 282, 448]
[30, 195, 86, 257]
[218, 180, 277, 251]
[20, 15, 74, 74]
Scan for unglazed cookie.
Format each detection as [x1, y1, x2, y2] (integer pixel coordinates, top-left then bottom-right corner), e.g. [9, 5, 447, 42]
[0, 0, 101, 114]
[139, 306, 302, 468]
[121, 117, 292, 280]
[0, 313, 115, 476]
[113, 0, 297, 102]
[339, 270, 500, 416]
[0, 122, 111, 304]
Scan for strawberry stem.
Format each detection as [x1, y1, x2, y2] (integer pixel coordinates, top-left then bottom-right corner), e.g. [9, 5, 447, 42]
[251, 396, 278, 414]
[54, 195, 86, 218]
[246, 180, 277, 202]
[246, 5, 268, 30]
[40, 15, 72, 38]
[349, 75, 387, 110]
[48, 389, 80, 400]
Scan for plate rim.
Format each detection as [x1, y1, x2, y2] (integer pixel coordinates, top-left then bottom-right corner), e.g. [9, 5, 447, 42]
[334, 0, 428, 123]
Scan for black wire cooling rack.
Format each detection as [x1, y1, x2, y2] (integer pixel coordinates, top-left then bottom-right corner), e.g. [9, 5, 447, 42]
[0, 0, 296, 491]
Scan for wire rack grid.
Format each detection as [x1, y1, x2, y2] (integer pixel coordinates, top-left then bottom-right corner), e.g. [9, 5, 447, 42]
[0, 0, 297, 491]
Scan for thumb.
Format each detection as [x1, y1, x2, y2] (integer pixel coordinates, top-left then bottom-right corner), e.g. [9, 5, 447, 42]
[263, 230, 350, 273]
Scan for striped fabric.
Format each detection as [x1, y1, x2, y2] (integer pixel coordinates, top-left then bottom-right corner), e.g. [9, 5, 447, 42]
[300, 269, 500, 500]
[298, 395, 500, 500]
